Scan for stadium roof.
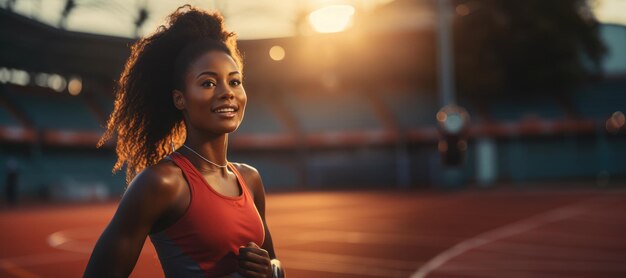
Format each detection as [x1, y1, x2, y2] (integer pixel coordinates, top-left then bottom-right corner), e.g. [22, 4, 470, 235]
[0, 8, 131, 80]
[1, 0, 396, 39]
[2, 0, 625, 40]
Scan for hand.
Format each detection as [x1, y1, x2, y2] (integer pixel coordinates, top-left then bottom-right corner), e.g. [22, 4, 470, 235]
[238, 242, 273, 278]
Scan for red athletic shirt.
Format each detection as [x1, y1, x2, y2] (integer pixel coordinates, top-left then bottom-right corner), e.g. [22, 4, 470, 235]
[149, 152, 265, 277]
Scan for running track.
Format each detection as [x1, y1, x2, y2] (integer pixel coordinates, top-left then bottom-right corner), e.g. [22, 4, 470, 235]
[1, 188, 625, 277]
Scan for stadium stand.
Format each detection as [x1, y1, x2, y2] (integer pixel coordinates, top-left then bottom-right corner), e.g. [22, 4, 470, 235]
[574, 80, 626, 119]
[39, 148, 124, 195]
[488, 96, 565, 122]
[0, 7, 624, 198]
[235, 98, 286, 135]
[0, 85, 24, 127]
[378, 90, 439, 128]
[0, 148, 37, 195]
[282, 91, 383, 132]
[230, 150, 301, 189]
[2, 84, 101, 131]
[0, 103, 19, 126]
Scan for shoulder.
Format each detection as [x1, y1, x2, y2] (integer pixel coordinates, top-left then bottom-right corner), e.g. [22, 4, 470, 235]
[231, 162, 261, 182]
[124, 158, 186, 206]
[230, 162, 265, 198]
[106, 158, 188, 233]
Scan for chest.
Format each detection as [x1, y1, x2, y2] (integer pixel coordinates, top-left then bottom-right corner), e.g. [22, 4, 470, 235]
[200, 172, 243, 198]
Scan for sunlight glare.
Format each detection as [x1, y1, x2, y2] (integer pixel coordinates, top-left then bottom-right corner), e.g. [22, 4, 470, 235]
[308, 5, 356, 33]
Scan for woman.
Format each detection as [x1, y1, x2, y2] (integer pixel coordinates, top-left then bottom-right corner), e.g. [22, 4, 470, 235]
[84, 5, 283, 278]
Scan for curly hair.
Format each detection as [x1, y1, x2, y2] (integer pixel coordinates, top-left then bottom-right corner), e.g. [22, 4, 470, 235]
[98, 5, 243, 185]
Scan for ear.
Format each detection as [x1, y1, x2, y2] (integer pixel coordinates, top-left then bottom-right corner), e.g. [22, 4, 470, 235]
[172, 89, 185, 110]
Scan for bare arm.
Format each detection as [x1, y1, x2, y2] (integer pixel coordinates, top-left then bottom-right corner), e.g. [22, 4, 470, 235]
[83, 166, 183, 278]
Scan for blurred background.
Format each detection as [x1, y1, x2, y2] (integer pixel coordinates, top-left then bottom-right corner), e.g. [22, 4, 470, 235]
[0, 0, 625, 277]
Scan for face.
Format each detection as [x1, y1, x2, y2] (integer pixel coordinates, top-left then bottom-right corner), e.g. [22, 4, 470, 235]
[173, 50, 246, 135]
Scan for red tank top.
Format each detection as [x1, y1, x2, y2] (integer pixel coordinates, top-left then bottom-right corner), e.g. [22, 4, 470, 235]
[149, 152, 265, 277]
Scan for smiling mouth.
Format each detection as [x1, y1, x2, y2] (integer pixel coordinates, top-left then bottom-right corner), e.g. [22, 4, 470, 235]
[213, 107, 237, 113]
[211, 106, 239, 118]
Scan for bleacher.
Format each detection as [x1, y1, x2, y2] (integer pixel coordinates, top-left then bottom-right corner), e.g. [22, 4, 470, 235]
[235, 98, 286, 135]
[0, 104, 19, 126]
[89, 88, 115, 116]
[283, 91, 383, 132]
[0, 85, 21, 127]
[574, 80, 626, 119]
[2, 85, 101, 131]
[488, 96, 564, 122]
[2, 79, 625, 195]
[230, 151, 300, 188]
[39, 149, 124, 195]
[0, 149, 37, 194]
[378, 91, 439, 128]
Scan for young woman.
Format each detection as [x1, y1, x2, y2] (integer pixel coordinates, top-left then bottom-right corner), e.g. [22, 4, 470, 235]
[84, 5, 283, 278]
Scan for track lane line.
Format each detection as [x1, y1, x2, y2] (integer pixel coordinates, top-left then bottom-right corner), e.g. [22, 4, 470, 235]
[411, 195, 615, 278]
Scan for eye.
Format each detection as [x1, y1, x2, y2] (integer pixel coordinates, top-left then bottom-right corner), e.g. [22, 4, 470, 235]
[201, 80, 216, 88]
[230, 79, 242, 86]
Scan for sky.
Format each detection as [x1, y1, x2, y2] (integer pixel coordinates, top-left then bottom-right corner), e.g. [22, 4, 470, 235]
[3, 0, 626, 40]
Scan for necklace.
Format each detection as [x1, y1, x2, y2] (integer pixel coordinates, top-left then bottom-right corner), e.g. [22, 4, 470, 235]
[182, 144, 228, 168]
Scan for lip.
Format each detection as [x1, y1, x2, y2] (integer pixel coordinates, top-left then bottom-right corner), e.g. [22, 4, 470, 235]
[212, 103, 239, 112]
[212, 103, 239, 119]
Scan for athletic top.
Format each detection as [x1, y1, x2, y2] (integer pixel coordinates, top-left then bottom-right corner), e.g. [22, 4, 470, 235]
[149, 152, 265, 277]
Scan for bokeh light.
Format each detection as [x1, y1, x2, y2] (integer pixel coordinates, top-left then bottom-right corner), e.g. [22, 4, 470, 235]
[68, 77, 82, 96]
[47, 74, 66, 92]
[10, 69, 29, 86]
[456, 4, 470, 16]
[269, 45, 285, 61]
[0, 67, 11, 83]
[606, 111, 625, 134]
[35, 73, 49, 87]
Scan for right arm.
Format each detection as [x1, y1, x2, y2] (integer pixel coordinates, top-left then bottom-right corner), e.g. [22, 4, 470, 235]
[83, 167, 183, 278]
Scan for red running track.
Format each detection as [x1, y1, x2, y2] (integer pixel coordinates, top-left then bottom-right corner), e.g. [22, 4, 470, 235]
[1, 189, 625, 277]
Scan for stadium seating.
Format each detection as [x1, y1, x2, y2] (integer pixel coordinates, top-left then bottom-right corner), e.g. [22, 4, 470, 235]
[39, 149, 125, 195]
[230, 151, 300, 188]
[488, 96, 564, 122]
[0, 105, 19, 126]
[2, 85, 101, 131]
[0, 85, 20, 126]
[0, 150, 38, 195]
[282, 91, 383, 132]
[378, 91, 439, 128]
[574, 80, 626, 119]
[235, 98, 286, 134]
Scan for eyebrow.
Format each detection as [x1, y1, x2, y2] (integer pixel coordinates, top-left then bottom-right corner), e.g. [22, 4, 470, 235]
[196, 71, 241, 78]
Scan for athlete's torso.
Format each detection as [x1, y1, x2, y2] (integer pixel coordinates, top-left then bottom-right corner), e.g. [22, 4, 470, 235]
[149, 152, 265, 277]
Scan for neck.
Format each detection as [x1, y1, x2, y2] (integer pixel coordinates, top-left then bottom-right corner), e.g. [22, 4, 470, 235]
[181, 130, 229, 176]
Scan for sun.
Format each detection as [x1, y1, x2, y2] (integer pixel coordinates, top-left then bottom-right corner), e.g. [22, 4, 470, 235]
[308, 4, 356, 33]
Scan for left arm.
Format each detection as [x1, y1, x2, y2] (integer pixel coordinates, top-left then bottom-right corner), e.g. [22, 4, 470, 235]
[235, 164, 285, 278]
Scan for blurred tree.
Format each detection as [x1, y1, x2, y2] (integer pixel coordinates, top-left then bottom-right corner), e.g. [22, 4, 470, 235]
[452, 0, 606, 97]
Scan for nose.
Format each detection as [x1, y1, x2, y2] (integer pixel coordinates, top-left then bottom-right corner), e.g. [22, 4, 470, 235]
[218, 83, 235, 100]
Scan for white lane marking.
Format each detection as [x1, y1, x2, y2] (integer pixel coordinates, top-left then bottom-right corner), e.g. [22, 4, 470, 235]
[437, 259, 626, 272]
[47, 227, 102, 254]
[478, 241, 626, 261]
[411, 196, 612, 278]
